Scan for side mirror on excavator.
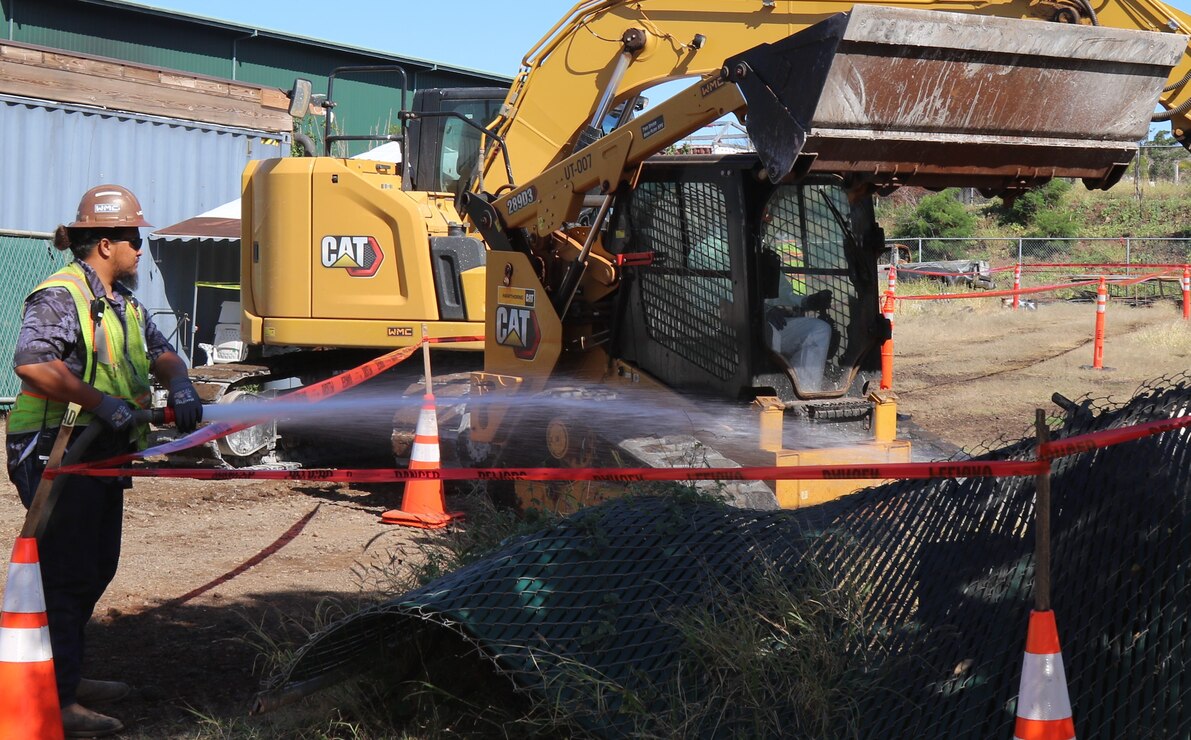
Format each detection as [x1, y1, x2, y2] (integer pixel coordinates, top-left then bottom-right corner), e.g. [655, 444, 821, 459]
[287, 78, 312, 118]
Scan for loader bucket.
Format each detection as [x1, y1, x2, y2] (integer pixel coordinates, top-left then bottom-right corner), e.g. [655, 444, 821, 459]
[728, 6, 1186, 192]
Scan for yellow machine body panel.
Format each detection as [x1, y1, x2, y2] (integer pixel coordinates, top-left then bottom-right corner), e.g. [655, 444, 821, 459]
[770, 441, 912, 509]
[470, 251, 563, 444]
[241, 157, 485, 349]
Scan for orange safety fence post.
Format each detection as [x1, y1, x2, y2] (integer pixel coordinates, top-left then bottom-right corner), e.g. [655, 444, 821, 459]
[880, 264, 896, 390]
[1092, 276, 1107, 370]
[1182, 265, 1189, 320]
[0, 538, 64, 740]
[1013, 263, 1022, 310]
[381, 327, 464, 529]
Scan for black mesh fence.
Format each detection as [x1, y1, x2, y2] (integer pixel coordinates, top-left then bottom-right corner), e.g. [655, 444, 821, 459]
[261, 372, 1191, 738]
[632, 181, 741, 381]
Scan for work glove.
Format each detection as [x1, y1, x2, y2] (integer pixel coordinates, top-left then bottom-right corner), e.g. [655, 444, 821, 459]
[92, 394, 134, 434]
[168, 377, 204, 434]
[804, 289, 832, 312]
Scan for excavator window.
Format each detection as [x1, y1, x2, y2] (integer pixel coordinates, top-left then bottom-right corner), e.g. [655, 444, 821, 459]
[629, 179, 742, 382]
[761, 184, 863, 395]
[615, 157, 881, 403]
[404, 87, 506, 194]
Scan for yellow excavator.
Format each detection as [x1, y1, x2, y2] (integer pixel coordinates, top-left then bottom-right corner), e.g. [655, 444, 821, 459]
[227, 1, 1189, 508]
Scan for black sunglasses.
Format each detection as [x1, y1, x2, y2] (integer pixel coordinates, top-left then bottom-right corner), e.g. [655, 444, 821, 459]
[112, 235, 143, 250]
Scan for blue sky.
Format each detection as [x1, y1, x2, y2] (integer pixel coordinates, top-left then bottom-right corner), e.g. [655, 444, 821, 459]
[137, 0, 1191, 79]
[138, 0, 1191, 141]
[137, 0, 580, 75]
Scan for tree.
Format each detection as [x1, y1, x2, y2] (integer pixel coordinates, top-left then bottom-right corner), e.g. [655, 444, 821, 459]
[1142, 130, 1184, 183]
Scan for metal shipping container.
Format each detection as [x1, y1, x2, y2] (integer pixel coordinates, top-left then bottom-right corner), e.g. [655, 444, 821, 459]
[0, 94, 287, 397]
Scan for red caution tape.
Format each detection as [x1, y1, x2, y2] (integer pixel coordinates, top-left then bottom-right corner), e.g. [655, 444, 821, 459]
[48, 335, 1191, 488]
[51, 412, 1191, 486]
[1023, 262, 1186, 270]
[54, 459, 1048, 483]
[77, 339, 481, 469]
[1040, 413, 1191, 460]
[899, 279, 1102, 301]
[900, 269, 1176, 302]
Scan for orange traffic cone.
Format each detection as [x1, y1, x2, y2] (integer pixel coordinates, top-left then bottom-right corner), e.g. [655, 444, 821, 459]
[1014, 609, 1075, 740]
[381, 393, 463, 529]
[0, 537, 64, 739]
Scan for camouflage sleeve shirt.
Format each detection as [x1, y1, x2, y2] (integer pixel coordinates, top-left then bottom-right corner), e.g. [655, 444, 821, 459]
[12, 259, 175, 376]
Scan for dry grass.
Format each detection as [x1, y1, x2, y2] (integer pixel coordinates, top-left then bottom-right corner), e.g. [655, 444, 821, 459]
[892, 298, 1191, 452]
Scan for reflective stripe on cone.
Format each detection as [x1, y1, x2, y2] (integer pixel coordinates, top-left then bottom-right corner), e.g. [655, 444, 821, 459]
[1014, 610, 1075, 740]
[0, 537, 64, 739]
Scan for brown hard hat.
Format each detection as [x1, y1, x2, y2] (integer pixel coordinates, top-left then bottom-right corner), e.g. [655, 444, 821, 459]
[68, 184, 153, 228]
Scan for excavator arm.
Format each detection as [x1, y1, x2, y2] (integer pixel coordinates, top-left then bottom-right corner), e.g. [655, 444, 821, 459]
[472, 5, 1184, 250]
[480, 0, 1191, 195]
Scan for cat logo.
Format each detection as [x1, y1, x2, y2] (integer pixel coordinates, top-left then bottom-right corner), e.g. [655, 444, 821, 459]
[320, 235, 385, 277]
[495, 304, 540, 360]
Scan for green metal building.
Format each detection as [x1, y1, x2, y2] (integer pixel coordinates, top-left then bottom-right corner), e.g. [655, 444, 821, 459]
[0, 0, 510, 155]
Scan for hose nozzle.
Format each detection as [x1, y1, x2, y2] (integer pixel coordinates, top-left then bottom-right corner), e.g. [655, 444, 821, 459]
[132, 406, 175, 426]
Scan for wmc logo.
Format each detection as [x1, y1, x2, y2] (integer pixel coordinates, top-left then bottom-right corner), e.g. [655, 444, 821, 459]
[320, 235, 384, 277]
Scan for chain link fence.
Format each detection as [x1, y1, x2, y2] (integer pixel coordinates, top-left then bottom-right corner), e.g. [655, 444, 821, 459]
[887, 237, 1191, 299]
[0, 231, 68, 406]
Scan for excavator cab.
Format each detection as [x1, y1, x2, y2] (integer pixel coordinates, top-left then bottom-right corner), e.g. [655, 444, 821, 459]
[612, 155, 885, 412]
[403, 87, 507, 196]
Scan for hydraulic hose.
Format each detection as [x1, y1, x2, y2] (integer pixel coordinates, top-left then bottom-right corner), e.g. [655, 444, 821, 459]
[1152, 95, 1191, 122]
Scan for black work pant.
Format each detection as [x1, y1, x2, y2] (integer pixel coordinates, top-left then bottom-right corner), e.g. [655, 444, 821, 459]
[7, 430, 125, 708]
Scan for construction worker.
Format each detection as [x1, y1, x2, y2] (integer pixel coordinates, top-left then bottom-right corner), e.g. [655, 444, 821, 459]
[765, 268, 832, 393]
[5, 185, 203, 737]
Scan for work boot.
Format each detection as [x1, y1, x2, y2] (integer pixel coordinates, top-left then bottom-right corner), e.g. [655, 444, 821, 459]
[76, 678, 132, 704]
[61, 703, 124, 738]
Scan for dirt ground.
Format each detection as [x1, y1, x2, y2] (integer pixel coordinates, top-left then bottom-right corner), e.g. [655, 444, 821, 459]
[0, 293, 1188, 737]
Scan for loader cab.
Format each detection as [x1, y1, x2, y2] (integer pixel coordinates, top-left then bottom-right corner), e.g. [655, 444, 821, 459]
[611, 154, 888, 405]
[404, 87, 508, 195]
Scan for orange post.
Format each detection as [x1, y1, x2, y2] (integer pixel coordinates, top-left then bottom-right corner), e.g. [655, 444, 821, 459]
[1092, 276, 1107, 370]
[0, 538, 64, 740]
[1182, 266, 1189, 320]
[880, 265, 896, 390]
[1013, 263, 1022, 310]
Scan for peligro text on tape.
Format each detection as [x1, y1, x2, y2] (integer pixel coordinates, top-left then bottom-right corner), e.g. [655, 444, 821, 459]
[52, 459, 1047, 483]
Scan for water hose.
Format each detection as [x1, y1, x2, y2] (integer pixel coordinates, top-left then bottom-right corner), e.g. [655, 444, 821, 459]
[21, 407, 174, 539]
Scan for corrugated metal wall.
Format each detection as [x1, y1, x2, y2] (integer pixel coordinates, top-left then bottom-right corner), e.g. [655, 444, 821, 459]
[0, 95, 286, 380]
[0, 96, 283, 232]
[5, 0, 509, 156]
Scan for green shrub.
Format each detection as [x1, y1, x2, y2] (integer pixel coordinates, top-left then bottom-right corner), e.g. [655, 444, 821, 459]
[891, 189, 976, 259]
[1024, 209, 1080, 241]
[995, 179, 1071, 226]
